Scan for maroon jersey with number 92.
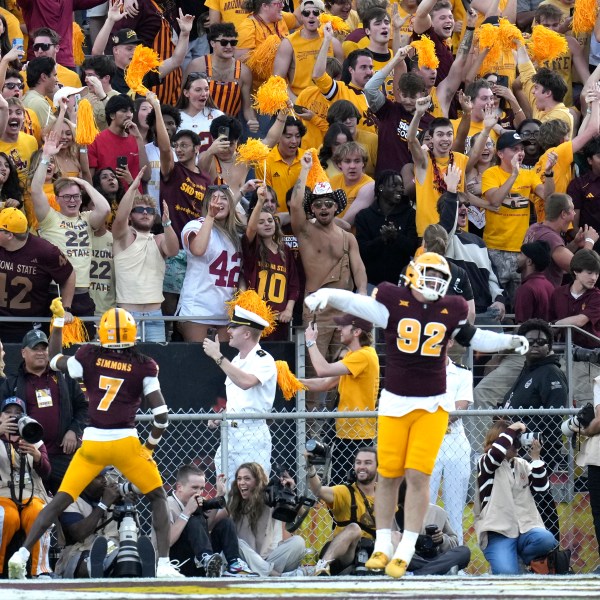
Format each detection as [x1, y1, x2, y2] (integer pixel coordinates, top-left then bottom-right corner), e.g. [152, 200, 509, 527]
[74, 344, 159, 429]
[374, 282, 469, 397]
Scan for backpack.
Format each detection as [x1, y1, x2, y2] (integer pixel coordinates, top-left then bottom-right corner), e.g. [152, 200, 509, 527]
[529, 547, 573, 575]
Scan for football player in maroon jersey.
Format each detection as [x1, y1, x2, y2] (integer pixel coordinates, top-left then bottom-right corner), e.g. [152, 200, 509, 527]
[8, 302, 183, 579]
[305, 251, 529, 578]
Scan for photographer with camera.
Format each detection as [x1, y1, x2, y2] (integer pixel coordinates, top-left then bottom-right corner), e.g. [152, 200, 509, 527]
[168, 464, 258, 577]
[501, 319, 567, 541]
[475, 420, 557, 574]
[0, 396, 52, 577]
[395, 480, 470, 575]
[306, 447, 392, 576]
[54, 470, 121, 578]
[224, 462, 307, 577]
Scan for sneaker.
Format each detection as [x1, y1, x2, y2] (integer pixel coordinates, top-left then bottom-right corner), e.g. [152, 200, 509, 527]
[365, 551, 390, 571]
[225, 558, 259, 577]
[197, 553, 223, 577]
[156, 559, 185, 578]
[315, 559, 331, 576]
[87, 536, 108, 578]
[385, 558, 409, 579]
[281, 566, 315, 576]
[8, 551, 27, 579]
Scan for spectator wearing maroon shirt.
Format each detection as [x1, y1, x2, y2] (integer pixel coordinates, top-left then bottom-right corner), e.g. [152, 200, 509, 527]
[0, 329, 88, 495]
[550, 249, 600, 405]
[523, 193, 599, 288]
[570, 137, 600, 234]
[514, 241, 555, 323]
[0, 207, 75, 343]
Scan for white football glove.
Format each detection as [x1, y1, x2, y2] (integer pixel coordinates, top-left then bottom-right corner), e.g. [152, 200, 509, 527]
[509, 335, 529, 355]
[304, 289, 330, 312]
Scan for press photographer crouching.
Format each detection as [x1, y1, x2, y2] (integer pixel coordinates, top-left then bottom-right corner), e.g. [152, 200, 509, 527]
[475, 420, 557, 574]
[395, 480, 470, 575]
[168, 464, 258, 577]
[306, 447, 393, 576]
[223, 463, 307, 577]
[0, 396, 52, 577]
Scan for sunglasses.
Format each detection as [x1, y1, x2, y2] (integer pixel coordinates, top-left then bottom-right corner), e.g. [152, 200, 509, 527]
[459, 201, 470, 208]
[301, 9, 321, 16]
[3, 82, 24, 90]
[215, 39, 238, 46]
[312, 199, 335, 209]
[33, 43, 55, 52]
[208, 184, 230, 191]
[526, 338, 549, 347]
[131, 206, 156, 215]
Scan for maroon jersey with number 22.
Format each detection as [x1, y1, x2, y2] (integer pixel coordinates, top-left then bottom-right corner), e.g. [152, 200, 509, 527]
[74, 344, 159, 429]
[374, 282, 469, 397]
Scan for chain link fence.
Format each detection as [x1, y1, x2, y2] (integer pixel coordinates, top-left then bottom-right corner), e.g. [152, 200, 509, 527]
[134, 405, 600, 575]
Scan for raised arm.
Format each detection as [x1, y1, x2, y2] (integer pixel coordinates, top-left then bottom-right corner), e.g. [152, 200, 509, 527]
[466, 107, 497, 171]
[312, 23, 334, 80]
[240, 64, 259, 133]
[70, 176, 111, 230]
[158, 11, 193, 79]
[290, 151, 311, 236]
[364, 45, 412, 113]
[413, 0, 437, 34]
[245, 183, 268, 243]
[111, 167, 146, 241]
[273, 39, 295, 98]
[149, 92, 175, 180]
[407, 96, 430, 170]
[305, 288, 390, 327]
[92, 0, 127, 55]
[32, 133, 62, 222]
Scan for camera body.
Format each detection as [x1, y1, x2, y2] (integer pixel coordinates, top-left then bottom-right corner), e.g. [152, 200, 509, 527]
[192, 495, 226, 516]
[561, 402, 595, 437]
[415, 524, 442, 559]
[264, 467, 300, 522]
[306, 439, 330, 466]
[573, 346, 600, 364]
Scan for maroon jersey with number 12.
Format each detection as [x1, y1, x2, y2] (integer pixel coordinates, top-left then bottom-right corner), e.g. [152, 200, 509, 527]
[74, 344, 159, 429]
[374, 282, 469, 397]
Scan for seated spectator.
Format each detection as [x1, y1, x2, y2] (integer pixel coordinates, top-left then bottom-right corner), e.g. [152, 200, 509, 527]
[225, 463, 307, 577]
[475, 420, 557, 575]
[0, 396, 52, 577]
[523, 193, 598, 288]
[514, 240, 555, 323]
[54, 471, 120, 578]
[168, 464, 258, 577]
[355, 169, 418, 289]
[396, 480, 470, 575]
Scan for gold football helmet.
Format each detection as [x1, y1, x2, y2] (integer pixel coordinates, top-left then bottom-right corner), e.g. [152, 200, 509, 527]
[403, 252, 451, 301]
[98, 308, 137, 348]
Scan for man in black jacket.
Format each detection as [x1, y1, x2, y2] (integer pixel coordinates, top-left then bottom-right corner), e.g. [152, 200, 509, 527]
[0, 329, 88, 494]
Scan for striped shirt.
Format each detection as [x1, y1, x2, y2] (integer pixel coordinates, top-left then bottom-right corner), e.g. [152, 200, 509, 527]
[206, 55, 243, 117]
[477, 428, 549, 513]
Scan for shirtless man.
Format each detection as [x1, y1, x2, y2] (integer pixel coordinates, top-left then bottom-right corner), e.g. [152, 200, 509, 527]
[290, 151, 368, 415]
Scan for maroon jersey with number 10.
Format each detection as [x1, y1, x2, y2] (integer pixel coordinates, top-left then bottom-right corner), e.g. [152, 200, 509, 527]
[74, 344, 159, 429]
[374, 282, 469, 398]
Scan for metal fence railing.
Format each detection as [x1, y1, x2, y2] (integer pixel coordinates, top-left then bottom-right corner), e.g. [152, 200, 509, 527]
[133, 406, 600, 575]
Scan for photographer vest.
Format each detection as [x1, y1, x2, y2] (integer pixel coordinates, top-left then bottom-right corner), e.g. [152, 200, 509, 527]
[0, 440, 49, 504]
[332, 483, 376, 539]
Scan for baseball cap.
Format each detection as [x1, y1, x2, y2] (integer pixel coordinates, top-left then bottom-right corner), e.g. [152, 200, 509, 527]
[496, 131, 524, 151]
[1, 396, 26, 414]
[300, 0, 326, 11]
[53, 85, 87, 108]
[111, 28, 143, 46]
[333, 313, 373, 331]
[0, 207, 27, 234]
[22, 329, 49, 349]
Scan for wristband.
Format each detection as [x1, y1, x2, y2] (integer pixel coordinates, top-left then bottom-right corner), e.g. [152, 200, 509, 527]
[49, 354, 64, 371]
[152, 418, 169, 429]
[100, 95, 108, 101]
[179, 513, 190, 522]
[306, 340, 316, 348]
[79, 148, 88, 154]
[40, 158, 50, 165]
[544, 171, 554, 177]
[163, 220, 172, 228]
[53, 317, 65, 328]
[63, 306, 72, 313]
[215, 355, 225, 366]
[586, 237, 596, 245]
[147, 433, 161, 445]
[97, 501, 109, 512]
[466, 26, 475, 30]
[152, 405, 169, 416]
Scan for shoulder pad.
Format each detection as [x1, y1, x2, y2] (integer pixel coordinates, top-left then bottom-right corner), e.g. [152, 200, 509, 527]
[256, 349, 267, 357]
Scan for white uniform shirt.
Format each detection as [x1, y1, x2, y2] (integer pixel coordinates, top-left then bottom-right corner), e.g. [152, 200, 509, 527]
[226, 343, 276, 414]
[446, 360, 473, 435]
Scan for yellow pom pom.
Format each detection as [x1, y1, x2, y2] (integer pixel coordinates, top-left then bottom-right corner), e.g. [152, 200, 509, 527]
[225, 289, 277, 338]
[498, 18, 525, 49]
[52, 317, 89, 347]
[478, 23, 497, 49]
[319, 13, 350, 33]
[75, 99, 99, 146]
[124, 45, 161, 97]
[72, 21, 86, 67]
[410, 35, 439, 70]
[528, 25, 568, 64]
[50, 297, 65, 318]
[252, 75, 289, 116]
[246, 35, 282, 82]
[236, 138, 271, 166]
[276, 360, 307, 401]
[573, 0, 598, 36]
[306, 148, 329, 190]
